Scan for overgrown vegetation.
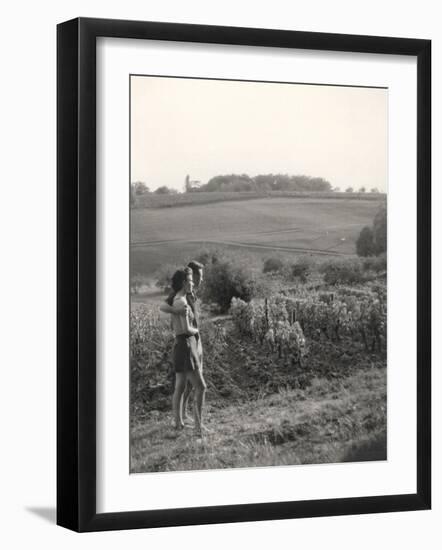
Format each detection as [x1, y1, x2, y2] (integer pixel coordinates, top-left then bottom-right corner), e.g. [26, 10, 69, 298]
[131, 249, 386, 473]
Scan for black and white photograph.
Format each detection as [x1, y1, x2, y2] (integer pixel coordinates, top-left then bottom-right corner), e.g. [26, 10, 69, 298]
[0, 0, 435, 542]
[129, 75, 388, 473]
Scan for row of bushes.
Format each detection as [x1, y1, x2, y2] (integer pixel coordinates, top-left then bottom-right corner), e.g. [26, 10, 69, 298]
[263, 256, 312, 282]
[150, 248, 386, 313]
[263, 254, 386, 285]
[321, 256, 386, 285]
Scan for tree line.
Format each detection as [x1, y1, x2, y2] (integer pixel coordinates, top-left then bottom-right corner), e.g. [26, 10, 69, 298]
[131, 174, 382, 198]
[192, 173, 333, 193]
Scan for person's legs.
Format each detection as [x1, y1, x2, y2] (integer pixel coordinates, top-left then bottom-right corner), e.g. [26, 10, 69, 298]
[181, 381, 193, 423]
[187, 369, 208, 435]
[182, 337, 203, 422]
[172, 372, 187, 429]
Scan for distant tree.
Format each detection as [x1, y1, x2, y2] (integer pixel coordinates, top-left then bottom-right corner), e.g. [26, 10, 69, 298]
[373, 204, 387, 254]
[356, 226, 375, 257]
[253, 174, 274, 192]
[154, 186, 177, 195]
[359, 187, 366, 193]
[184, 174, 191, 192]
[131, 181, 150, 195]
[203, 174, 254, 192]
[197, 173, 333, 193]
[130, 181, 150, 206]
[303, 176, 332, 192]
[345, 187, 354, 193]
[271, 174, 292, 191]
[370, 187, 380, 193]
[333, 186, 340, 192]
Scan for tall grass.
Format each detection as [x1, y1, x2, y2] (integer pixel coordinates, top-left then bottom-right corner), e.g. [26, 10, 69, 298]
[130, 368, 386, 472]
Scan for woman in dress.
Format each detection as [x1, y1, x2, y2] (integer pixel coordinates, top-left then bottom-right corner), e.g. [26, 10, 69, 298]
[167, 267, 207, 435]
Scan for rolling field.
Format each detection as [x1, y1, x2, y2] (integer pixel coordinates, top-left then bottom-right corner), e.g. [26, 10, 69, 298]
[131, 197, 384, 277]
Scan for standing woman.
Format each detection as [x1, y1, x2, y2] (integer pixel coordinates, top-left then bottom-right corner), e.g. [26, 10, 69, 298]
[166, 268, 207, 436]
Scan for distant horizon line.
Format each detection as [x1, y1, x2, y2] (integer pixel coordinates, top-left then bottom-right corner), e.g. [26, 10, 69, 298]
[130, 185, 386, 194]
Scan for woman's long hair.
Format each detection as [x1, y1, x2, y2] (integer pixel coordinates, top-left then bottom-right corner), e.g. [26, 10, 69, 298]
[166, 268, 192, 306]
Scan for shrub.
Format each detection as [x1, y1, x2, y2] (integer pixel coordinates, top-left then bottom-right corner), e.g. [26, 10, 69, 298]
[154, 185, 177, 195]
[289, 256, 313, 282]
[356, 226, 375, 257]
[320, 258, 365, 285]
[195, 247, 225, 267]
[263, 257, 285, 273]
[202, 259, 260, 312]
[355, 204, 387, 257]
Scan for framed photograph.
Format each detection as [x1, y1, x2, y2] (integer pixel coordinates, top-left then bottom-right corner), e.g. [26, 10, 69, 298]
[57, 17, 431, 532]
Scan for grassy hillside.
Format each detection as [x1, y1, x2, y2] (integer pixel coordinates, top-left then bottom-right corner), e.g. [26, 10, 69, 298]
[131, 197, 384, 276]
[133, 190, 386, 209]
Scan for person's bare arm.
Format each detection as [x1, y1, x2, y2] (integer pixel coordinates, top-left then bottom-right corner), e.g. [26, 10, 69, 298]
[182, 310, 198, 336]
[159, 301, 188, 315]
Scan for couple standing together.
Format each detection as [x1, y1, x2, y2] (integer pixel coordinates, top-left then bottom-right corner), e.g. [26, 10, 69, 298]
[160, 261, 210, 437]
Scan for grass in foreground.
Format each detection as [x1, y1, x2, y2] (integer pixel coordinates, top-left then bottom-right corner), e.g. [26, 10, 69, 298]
[130, 367, 386, 473]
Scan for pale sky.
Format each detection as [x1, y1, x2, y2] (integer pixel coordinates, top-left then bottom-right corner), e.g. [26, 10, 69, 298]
[131, 76, 387, 192]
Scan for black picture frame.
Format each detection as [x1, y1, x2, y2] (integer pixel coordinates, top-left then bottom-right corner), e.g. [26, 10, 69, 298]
[57, 17, 431, 532]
